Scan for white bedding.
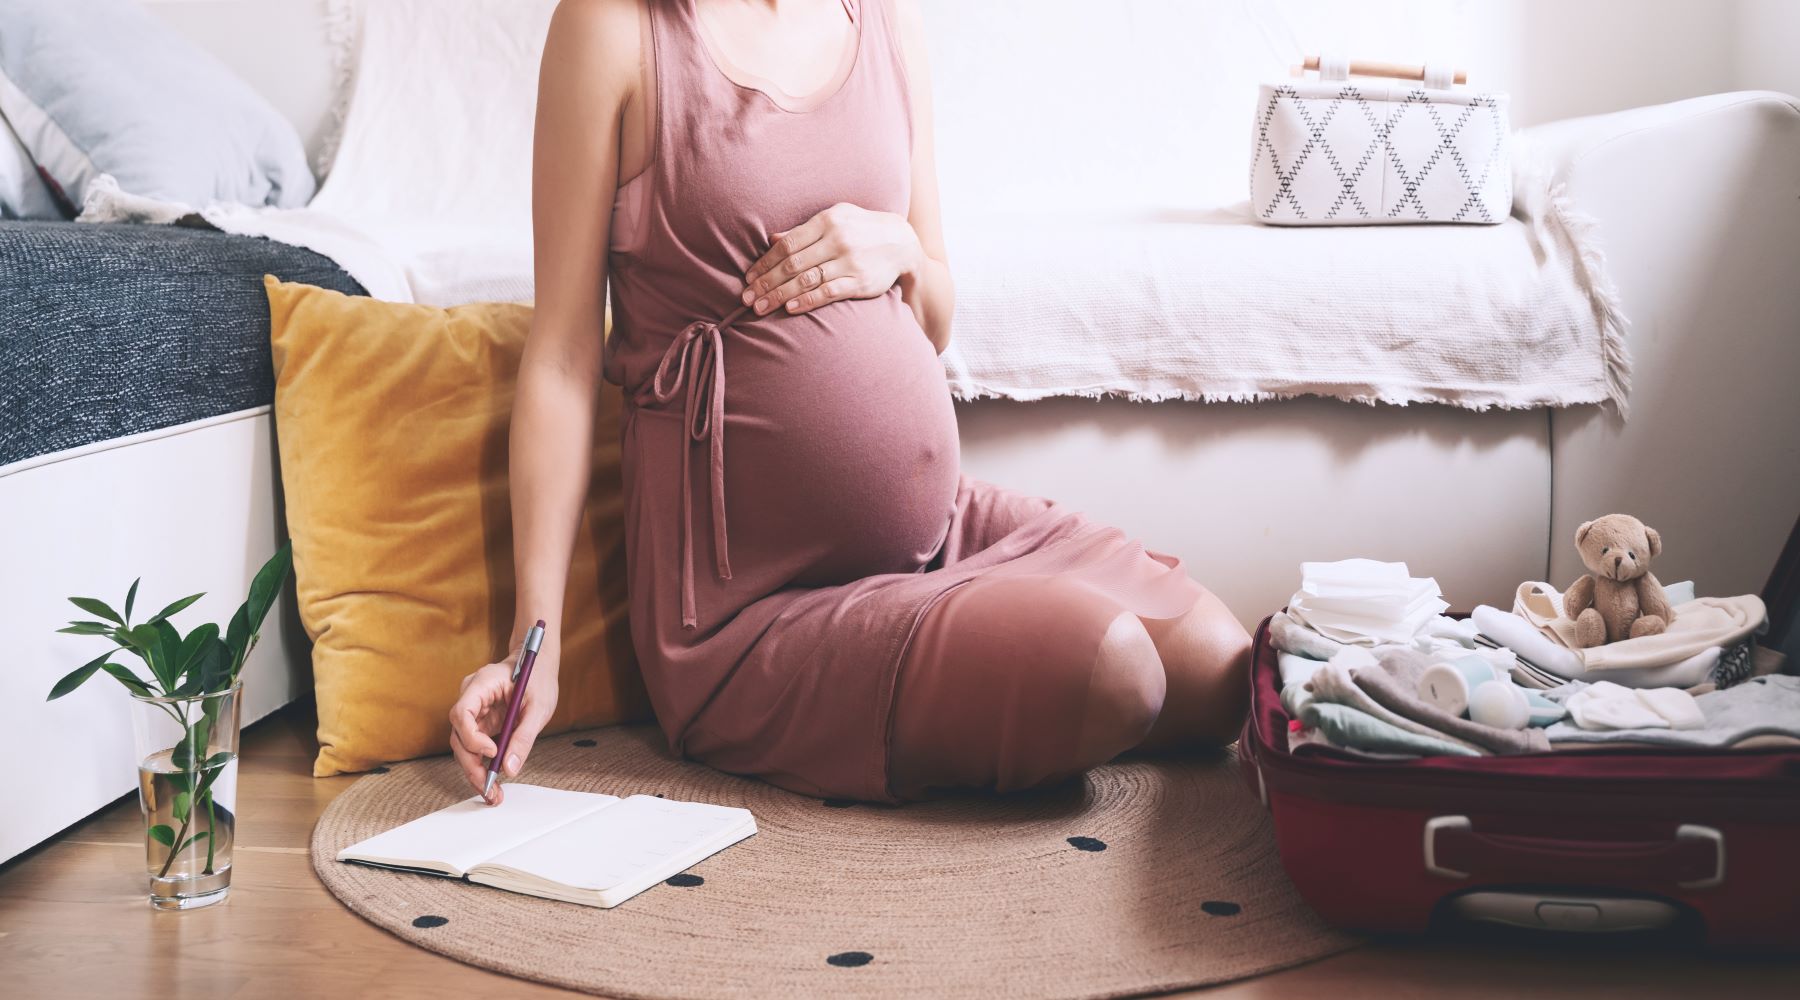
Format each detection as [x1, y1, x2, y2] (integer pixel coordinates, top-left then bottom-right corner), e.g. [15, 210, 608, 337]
[940, 162, 1630, 412]
[96, 0, 554, 306]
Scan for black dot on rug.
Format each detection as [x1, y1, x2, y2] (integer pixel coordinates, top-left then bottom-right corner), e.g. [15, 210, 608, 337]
[822, 798, 856, 808]
[1067, 836, 1107, 852]
[412, 915, 449, 928]
[665, 873, 704, 888]
[573, 738, 597, 748]
[826, 951, 874, 968]
[1201, 900, 1242, 917]
[368, 766, 390, 774]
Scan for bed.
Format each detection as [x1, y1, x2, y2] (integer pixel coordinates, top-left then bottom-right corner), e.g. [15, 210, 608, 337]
[1, 221, 363, 862]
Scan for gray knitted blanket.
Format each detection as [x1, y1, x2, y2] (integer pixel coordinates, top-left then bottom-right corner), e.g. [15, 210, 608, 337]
[1, 221, 365, 469]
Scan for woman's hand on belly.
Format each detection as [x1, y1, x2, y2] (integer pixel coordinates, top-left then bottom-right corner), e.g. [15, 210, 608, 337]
[740, 202, 925, 318]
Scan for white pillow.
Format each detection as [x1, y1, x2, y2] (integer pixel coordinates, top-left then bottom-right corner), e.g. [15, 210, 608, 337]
[311, 0, 557, 304]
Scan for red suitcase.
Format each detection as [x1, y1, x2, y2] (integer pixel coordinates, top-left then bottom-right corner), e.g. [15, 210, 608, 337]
[1237, 615, 1800, 952]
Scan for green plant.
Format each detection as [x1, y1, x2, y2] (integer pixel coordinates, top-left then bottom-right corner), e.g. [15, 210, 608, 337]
[48, 543, 292, 877]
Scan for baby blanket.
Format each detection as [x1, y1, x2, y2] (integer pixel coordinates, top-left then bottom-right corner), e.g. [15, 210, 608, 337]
[1510, 582, 1766, 672]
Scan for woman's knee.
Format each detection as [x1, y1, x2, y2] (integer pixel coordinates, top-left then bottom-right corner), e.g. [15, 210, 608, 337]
[890, 575, 1176, 795]
[1078, 610, 1167, 760]
[1143, 588, 1253, 748]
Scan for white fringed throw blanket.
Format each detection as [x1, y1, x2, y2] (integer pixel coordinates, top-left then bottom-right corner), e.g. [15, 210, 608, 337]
[941, 160, 1630, 413]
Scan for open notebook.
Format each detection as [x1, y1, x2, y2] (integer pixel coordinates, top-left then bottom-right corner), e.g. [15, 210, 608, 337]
[336, 784, 756, 908]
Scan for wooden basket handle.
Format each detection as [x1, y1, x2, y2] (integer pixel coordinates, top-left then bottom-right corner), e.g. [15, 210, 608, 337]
[1297, 55, 1467, 86]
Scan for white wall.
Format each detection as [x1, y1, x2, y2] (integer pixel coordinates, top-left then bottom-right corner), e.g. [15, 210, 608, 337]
[145, 0, 1791, 205]
[916, 0, 1782, 218]
[1496, 0, 1738, 126]
[1737, 0, 1800, 99]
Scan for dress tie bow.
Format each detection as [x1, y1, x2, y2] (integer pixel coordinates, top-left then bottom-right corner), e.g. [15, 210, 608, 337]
[639, 304, 750, 630]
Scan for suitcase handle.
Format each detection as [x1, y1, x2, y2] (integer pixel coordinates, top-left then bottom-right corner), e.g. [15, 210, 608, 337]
[1424, 816, 1725, 890]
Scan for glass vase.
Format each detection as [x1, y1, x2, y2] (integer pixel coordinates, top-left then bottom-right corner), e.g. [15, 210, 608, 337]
[129, 683, 241, 910]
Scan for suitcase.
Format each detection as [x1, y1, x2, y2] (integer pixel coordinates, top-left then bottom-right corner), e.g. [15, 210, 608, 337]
[1237, 615, 1800, 952]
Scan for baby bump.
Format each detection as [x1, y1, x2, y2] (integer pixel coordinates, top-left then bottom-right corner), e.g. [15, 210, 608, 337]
[721, 291, 960, 585]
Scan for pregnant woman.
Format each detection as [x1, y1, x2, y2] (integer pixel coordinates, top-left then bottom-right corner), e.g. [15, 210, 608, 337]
[450, 0, 1251, 804]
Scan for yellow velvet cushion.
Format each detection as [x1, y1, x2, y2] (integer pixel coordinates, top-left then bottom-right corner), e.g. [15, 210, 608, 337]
[265, 277, 648, 777]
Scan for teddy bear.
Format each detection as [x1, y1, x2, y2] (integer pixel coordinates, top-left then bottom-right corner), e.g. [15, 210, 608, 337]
[1562, 513, 1677, 648]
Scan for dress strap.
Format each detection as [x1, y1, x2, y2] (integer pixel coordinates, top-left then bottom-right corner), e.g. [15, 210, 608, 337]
[639, 303, 751, 630]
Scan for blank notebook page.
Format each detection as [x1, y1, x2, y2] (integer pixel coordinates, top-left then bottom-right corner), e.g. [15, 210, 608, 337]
[485, 794, 750, 891]
[340, 785, 617, 874]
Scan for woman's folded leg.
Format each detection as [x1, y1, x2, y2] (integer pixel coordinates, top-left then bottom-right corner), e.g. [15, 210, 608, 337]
[1136, 586, 1253, 752]
[887, 574, 1167, 800]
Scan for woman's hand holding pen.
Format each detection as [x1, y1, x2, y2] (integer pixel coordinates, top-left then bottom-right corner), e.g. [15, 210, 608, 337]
[449, 638, 561, 806]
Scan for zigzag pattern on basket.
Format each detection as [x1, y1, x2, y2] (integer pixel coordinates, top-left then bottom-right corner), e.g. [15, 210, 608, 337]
[1251, 82, 1511, 226]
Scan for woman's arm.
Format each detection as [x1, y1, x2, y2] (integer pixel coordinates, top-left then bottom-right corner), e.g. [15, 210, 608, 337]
[739, 0, 955, 354]
[448, 0, 640, 804]
[890, 0, 954, 353]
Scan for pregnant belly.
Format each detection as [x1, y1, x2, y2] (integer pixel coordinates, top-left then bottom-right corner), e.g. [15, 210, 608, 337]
[719, 290, 960, 586]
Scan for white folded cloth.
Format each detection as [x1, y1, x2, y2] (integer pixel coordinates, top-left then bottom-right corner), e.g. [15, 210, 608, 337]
[1471, 605, 1722, 688]
[1509, 581, 1758, 672]
[1514, 580, 1698, 636]
[1564, 681, 1705, 731]
[1288, 559, 1450, 646]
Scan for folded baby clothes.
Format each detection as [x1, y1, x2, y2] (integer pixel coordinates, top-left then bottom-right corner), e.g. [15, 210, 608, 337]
[1578, 595, 1763, 671]
[1297, 701, 1482, 758]
[1306, 658, 1487, 754]
[1545, 676, 1800, 748]
[1507, 581, 1765, 673]
[1422, 614, 1482, 648]
[1512, 579, 1697, 649]
[1287, 559, 1450, 646]
[1358, 647, 1551, 754]
[1553, 733, 1800, 752]
[1417, 655, 1567, 725]
[1505, 657, 1566, 690]
[1270, 610, 1349, 661]
[1636, 687, 1706, 729]
[1471, 604, 1722, 688]
[1561, 681, 1704, 731]
[1277, 651, 1327, 689]
[1414, 632, 1519, 674]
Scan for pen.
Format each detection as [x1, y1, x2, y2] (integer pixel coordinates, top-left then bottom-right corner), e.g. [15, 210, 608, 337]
[485, 619, 546, 800]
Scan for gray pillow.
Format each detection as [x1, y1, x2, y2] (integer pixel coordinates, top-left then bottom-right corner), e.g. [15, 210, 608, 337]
[0, 0, 315, 218]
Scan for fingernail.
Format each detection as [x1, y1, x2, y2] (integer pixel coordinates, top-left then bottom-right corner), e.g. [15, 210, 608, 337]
[786, 301, 799, 312]
[507, 754, 520, 775]
[741, 288, 754, 305]
[754, 298, 768, 313]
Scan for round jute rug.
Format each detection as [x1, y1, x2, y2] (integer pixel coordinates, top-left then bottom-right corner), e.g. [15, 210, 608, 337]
[311, 726, 1357, 999]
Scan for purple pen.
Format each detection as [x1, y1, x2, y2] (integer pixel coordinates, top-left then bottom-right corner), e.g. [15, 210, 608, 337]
[484, 619, 546, 799]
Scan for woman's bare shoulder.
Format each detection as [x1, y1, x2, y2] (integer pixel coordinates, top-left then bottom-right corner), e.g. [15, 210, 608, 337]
[542, 0, 645, 96]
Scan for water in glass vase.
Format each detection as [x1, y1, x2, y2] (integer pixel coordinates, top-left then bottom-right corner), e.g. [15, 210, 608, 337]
[138, 747, 239, 909]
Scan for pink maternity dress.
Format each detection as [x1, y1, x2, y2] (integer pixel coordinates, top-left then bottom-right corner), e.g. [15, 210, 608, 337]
[603, 0, 1203, 802]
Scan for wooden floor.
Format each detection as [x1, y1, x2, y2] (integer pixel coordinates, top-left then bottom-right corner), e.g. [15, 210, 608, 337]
[3, 703, 1795, 999]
